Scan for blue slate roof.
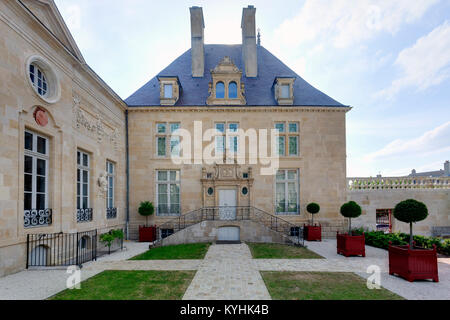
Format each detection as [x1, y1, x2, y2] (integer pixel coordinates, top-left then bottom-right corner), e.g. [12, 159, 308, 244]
[125, 45, 346, 107]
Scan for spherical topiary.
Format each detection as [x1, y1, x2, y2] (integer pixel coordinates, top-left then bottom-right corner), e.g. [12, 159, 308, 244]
[394, 199, 428, 247]
[340, 201, 362, 218]
[393, 199, 428, 224]
[138, 201, 154, 227]
[306, 203, 320, 214]
[306, 202, 320, 225]
[340, 201, 362, 234]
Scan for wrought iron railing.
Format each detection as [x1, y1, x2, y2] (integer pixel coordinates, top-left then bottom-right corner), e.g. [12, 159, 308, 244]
[24, 209, 52, 228]
[26, 230, 97, 268]
[106, 207, 117, 219]
[155, 206, 304, 246]
[77, 208, 93, 222]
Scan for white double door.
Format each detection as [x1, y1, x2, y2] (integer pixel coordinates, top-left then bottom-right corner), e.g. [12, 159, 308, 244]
[218, 189, 237, 220]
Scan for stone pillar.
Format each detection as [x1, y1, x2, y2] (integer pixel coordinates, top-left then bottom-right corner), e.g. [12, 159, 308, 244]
[241, 5, 258, 78]
[190, 6, 205, 77]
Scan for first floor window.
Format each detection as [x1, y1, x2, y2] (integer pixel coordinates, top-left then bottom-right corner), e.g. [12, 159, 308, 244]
[275, 169, 299, 215]
[157, 170, 180, 215]
[157, 136, 166, 156]
[77, 150, 90, 210]
[277, 136, 285, 156]
[106, 161, 115, 209]
[289, 136, 298, 156]
[24, 131, 49, 212]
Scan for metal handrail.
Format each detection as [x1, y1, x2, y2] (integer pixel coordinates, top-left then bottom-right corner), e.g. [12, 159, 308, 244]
[155, 206, 304, 246]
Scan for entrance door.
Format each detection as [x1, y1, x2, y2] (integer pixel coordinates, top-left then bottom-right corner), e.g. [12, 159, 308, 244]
[219, 189, 237, 220]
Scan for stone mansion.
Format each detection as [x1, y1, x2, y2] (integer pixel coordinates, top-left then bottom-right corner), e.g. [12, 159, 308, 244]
[0, 1, 448, 277]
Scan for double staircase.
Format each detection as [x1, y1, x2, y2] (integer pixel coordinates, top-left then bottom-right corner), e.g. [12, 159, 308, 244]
[153, 206, 304, 247]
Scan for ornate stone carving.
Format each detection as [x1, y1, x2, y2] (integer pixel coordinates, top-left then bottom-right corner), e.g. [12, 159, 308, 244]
[97, 171, 108, 197]
[72, 94, 120, 150]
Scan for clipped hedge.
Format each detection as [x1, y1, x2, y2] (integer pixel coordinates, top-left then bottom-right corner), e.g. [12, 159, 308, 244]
[352, 228, 450, 256]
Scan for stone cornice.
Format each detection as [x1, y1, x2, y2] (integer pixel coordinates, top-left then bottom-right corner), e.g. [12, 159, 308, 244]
[127, 106, 352, 113]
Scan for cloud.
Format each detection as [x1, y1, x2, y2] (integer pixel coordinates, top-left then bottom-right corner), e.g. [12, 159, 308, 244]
[364, 121, 450, 161]
[376, 20, 450, 99]
[274, 0, 439, 48]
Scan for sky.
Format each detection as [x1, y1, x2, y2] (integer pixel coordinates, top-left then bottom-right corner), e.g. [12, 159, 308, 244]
[54, 0, 450, 177]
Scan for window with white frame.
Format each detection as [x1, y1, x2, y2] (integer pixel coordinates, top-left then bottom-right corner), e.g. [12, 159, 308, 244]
[156, 170, 180, 216]
[215, 122, 239, 154]
[24, 131, 49, 216]
[215, 123, 225, 154]
[156, 122, 180, 157]
[29, 63, 48, 97]
[275, 169, 299, 215]
[106, 161, 115, 209]
[228, 123, 239, 153]
[274, 122, 299, 156]
[77, 150, 90, 210]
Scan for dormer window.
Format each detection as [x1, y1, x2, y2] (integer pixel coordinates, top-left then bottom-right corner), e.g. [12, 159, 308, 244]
[274, 77, 295, 105]
[207, 57, 246, 105]
[158, 76, 180, 106]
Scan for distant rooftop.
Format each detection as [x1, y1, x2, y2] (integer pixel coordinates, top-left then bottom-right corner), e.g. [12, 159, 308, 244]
[408, 161, 450, 178]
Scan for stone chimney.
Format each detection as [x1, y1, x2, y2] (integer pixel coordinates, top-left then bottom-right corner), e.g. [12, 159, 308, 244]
[190, 6, 205, 77]
[241, 5, 258, 78]
[445, 160, 450, 176]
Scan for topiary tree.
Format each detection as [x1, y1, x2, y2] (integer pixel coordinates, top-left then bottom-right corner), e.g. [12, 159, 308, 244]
[138, 201, 154, 227]
[306, 202, 320, 225]
[393, 199, 428, 248]
[340, 201, 362, 235]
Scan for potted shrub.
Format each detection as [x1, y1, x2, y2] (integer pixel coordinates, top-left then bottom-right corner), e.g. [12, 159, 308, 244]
[304, 202, 321, 241]
[337, 201, 365, 257]
[389, 199, 439, 282]
[138, 201, 156, 242]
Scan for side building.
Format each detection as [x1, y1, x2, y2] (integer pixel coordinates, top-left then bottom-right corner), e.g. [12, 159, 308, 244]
[0, 0, 127, 277]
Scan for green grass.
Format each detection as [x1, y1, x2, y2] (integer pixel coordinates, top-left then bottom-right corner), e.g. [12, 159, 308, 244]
[261, 271, 404, 300]
[247, 242, 324, 259]
[130, 243, 211, 260]
[50, 270, 195, 300]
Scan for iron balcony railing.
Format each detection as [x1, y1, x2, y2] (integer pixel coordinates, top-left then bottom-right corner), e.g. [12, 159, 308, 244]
[155, 206, 304, 246]
[106, 207, 117, 219]
[24, 209, 52, 228]
[77, 208, 93, 223]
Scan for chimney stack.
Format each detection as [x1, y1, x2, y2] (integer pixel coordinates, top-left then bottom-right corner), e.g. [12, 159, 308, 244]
[241, 5, 258, 77]
[190, 7, 205, 77]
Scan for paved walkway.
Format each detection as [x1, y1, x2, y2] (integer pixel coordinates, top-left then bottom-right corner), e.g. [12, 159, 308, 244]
[0, 240, 449, 300]
[182, 244, 271, 300]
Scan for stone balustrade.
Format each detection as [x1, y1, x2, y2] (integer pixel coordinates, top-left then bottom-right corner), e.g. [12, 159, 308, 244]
[347, 176, 450, 190]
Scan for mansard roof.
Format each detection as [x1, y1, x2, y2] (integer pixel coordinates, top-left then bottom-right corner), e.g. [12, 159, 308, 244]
[125, 45, 346, 107]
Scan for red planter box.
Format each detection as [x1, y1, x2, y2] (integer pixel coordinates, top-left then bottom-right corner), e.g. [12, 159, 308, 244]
[304, 224, 322, 241]
[337, 232, 365, 257]
[388, 242, 439, 282]
[139, 225, 156, 242]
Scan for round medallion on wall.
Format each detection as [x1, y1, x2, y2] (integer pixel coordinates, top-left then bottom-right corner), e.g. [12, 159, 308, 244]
[207, 187, 214, 196]
[242, 187, 248, 196]
[34, 107, 48, 127]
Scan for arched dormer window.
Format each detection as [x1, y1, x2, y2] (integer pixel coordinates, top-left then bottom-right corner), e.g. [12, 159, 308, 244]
[216, 82, 225, 99]
[228, 82, 237, 99]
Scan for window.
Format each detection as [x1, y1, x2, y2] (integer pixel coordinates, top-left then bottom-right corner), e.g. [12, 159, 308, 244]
[24, 131, 50, 227]
[275, 169, 299, 215]
[106, 161, 115, 209]
[216, 82, 225, 99]
[215, 123, 225, 154]
[228, 123, 239, 153]
[274, 122, 299, 157]
[156, 170, 180, 216]
[156, 122, 181, 157]
[376, 209, 392, 233]
[77, 150, 90, 210]
[280, 84, 290, 98]
[29, 64, 47, 97]
[164, 84, 173, 98]
[228, 82, 237, 99]
[207, 187, 214, 196]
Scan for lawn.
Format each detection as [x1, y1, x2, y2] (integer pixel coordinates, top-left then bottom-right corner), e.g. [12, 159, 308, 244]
[130, 243, 211, 260]
[247, 242, 324, 259]
[50, 270, 195, 300]
[261, 271, 404, 300]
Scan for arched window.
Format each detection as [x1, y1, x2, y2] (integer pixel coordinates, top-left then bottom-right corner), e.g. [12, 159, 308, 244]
[228, 82, 237, 99]
[215, 82, 225, 99]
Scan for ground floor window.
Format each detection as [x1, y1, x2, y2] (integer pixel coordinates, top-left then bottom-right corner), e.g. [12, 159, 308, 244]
[161, 228, 174, 239]
[156, 170, 180, 216]
[275, 169, 299, 215]
[24, 130, 51, 227]
[77, 150, 92, 222]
